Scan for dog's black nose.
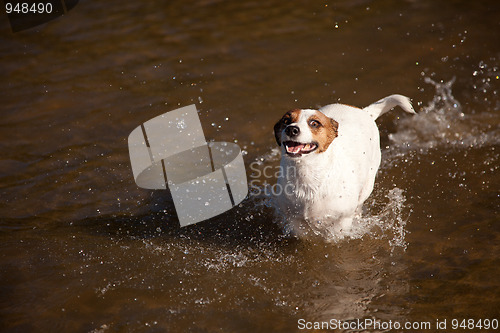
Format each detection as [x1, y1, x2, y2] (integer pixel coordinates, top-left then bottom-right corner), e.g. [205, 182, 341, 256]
[285, 125, 300, 137]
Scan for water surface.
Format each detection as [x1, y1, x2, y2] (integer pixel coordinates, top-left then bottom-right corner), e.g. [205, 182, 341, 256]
[1, 0, 499, 332]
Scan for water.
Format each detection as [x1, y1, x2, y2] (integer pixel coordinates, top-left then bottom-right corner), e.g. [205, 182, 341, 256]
[1, 0, 499, 332]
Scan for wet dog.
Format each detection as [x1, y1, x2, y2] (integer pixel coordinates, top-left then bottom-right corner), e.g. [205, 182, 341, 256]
[273, 95, 415, 238]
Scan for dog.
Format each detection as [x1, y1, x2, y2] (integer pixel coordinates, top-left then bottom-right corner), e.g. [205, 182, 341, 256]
[273, 94, 415, 238]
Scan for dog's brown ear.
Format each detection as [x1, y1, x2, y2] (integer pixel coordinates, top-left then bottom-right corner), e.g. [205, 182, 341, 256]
[330, 118, 339, 136]
[273, 119, 283, 146]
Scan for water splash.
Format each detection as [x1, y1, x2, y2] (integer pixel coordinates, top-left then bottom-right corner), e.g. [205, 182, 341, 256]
[387, 77, 463, 154]
[362, 187, 409, 253]
[386, 75, 499, 163]
[299, 187, 409, 251]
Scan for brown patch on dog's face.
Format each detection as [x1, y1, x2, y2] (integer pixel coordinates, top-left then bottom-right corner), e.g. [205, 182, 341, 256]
[307, 111, 339, 153]
[273, 109, 301, 146]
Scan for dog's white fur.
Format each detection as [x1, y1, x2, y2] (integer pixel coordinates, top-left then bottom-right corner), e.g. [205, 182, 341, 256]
[274, 94, 415, 238]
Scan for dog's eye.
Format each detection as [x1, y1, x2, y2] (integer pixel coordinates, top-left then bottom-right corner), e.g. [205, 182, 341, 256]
[309, 120, 321, 128]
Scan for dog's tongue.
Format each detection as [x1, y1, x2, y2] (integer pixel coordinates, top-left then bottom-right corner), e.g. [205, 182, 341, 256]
[286, 142, 307, 154]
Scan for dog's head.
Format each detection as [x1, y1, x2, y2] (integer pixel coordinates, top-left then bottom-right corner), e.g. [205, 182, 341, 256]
[274, 109, 339, 158]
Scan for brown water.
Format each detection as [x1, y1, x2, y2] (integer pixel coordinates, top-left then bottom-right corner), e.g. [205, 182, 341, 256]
[1, 0, 499, 332]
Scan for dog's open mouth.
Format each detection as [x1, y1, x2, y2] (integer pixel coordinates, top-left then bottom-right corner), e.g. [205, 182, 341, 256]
[283, 141, 318, 157]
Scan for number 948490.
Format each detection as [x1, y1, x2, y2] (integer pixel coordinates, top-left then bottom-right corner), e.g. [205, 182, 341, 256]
[6, 2, 53, 14]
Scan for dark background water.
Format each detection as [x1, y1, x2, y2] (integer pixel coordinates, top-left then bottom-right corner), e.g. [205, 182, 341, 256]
[1, 0, 499, 332]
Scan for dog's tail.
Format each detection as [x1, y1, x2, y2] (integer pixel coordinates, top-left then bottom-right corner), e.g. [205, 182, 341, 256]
[363, 94, 416, 120]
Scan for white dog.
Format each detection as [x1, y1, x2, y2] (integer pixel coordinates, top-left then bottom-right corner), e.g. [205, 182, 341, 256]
[273, 94, 415, 238]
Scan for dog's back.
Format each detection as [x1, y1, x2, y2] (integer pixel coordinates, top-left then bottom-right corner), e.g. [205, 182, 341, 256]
[319, 103, 383, 208]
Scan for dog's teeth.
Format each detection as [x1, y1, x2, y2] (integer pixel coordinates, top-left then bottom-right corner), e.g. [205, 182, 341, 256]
[285, 142, 317, 155]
